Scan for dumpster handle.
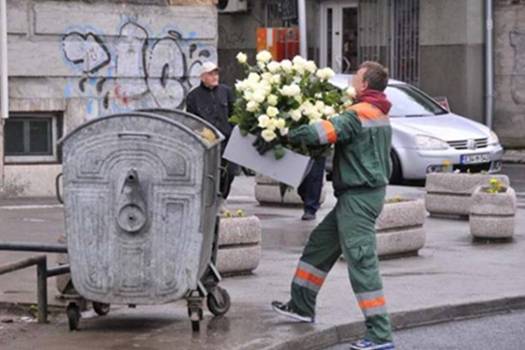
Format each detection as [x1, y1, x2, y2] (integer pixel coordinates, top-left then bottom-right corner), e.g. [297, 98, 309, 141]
[55, 172, 63, 204]
[118, 132, 152, 139]
[206, 175, 217, 208]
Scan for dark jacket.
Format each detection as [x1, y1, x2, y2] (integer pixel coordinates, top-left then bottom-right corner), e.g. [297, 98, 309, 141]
[185, 82, 235, 139]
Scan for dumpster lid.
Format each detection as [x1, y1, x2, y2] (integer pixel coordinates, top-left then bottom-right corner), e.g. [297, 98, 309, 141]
[58, 112, 224, 148]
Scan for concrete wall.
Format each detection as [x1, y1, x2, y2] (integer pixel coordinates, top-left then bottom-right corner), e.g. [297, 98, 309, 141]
[419, 0, 485, 123]
[3, 0, 218, 197]
[494, 0, 525, 148]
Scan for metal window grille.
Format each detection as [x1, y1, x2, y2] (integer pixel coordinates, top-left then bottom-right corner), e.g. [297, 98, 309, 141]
[357, 0, 420, 86]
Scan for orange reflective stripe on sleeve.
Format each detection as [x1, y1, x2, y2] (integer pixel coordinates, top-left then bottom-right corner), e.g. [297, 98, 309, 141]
[321, 120, 337, 144]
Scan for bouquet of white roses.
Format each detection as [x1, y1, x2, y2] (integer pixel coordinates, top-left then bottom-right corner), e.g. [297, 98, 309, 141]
[230, 50, 355, 160]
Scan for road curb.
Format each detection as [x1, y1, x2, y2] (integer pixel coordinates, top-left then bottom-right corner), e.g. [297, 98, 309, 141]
[263, 295, 525, 350]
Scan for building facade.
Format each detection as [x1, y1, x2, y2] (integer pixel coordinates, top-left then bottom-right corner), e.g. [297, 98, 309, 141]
[218, 0, 525, 146]
[1, 0, 217, 197]
[0, 0, 524, 197]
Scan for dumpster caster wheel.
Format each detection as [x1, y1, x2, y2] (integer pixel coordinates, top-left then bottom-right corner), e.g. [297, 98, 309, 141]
[207, 286, 231, 316]
[66, 303, 81, 331]
[191, 320, 200, 332]
[92, 302, 110, 316]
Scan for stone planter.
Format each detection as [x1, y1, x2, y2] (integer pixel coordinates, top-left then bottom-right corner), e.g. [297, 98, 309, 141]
[375, 199, 426, 258]
[254, 175, 326, 206]
[469, 186, 517, 239]
[425, 173, 510, 217]
[216, 216, 262, 275]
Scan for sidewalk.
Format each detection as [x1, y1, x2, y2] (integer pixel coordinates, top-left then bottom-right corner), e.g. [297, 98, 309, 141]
[1, 176, 524, 349]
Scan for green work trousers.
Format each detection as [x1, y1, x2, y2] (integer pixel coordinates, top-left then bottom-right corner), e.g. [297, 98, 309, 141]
[289, 187, 393, 344]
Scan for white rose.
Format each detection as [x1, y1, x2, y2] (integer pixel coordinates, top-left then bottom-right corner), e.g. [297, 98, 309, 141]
[261, 129, 277, 142]
[300, 101, 315, 116]
[243, 91, 253, 101]
[280, 59, 293, 72]
[346, 87, 357, 98]
[279, 127, 289, 136]
[248, 72, 261, 83]
[258, 62, 266, 70]
[258, 114, 270, 128]
[275, 118, 286, 129]
[267, 61, 281, 73]
[323, 106, 336, 116]
[252, 90, 266, 104]
[290, 109, 302, 121]
[266, 106, 279, 117]
[325, 68, 335, 79]
[260, 81, 272, 94]
[305, 60, 317, 74]
[316, 67, 335, 81]
[246, 101, 259, 112]
[261, 72, 273, 82]
[309, 110, 323, 120]
[236, 52, 247, 64]
[281, 84, 301, 97]
[271, 74, 281, 85]
[235, 80, 246, 92]
[267, 94, 278, 106]
[266, 119, 277, 131]
[256, 50, 272, 63]
[292, 55, 307, 66]
[315, 100, 325, 111]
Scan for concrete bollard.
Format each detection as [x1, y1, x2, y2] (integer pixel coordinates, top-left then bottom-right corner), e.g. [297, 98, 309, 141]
[425, 173, 510, 218]
[254, 175, 326, 206]
[469, 186, 517, 239]
[376, 198, 426, 258]
[216, 216, 262, 275]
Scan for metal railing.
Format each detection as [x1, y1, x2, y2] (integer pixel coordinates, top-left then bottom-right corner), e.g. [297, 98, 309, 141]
[0, 242, 69, 323]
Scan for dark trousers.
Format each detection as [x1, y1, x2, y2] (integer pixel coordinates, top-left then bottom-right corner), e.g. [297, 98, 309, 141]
[298, 158, 326, 214]
[220, 158, 238, 200]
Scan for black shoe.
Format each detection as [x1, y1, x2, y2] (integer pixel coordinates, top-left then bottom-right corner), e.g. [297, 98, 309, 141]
[271, 301, 314, 323]
[301, 212, 316, 221]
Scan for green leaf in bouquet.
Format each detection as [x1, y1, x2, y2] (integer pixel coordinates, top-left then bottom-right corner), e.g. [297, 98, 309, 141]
[273, 144, 286, 160]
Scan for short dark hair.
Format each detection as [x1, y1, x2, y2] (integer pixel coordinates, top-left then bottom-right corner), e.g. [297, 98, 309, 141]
[359, 61, 389, 91]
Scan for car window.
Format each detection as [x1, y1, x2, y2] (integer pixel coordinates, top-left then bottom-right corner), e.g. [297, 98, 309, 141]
[385, 85, 448, 117]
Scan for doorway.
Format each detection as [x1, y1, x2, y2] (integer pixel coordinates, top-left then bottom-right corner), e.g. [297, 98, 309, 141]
[320, 1, 358, 73]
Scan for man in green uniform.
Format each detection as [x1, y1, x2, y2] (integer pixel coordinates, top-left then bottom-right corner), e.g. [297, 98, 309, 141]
[271, 61, 395, 350]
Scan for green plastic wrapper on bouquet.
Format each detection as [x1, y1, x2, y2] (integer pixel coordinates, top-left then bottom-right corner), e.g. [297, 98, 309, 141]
[224, 126, 312, 188]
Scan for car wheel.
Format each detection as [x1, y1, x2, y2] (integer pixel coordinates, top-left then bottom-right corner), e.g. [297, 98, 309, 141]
[390, 150, 403, 185]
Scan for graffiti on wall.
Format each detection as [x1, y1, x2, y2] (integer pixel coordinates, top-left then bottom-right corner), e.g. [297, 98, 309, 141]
[62, 20, 216, 119]
[510, 30, 525, 105]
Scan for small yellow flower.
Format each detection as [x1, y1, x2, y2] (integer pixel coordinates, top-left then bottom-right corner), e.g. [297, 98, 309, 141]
[236, 209, 245, 217]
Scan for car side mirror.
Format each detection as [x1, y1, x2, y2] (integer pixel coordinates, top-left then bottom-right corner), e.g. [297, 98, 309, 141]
[433, 96, 450, 112]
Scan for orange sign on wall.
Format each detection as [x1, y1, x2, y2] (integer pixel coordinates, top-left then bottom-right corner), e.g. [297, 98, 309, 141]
[256, 27, 300, 61]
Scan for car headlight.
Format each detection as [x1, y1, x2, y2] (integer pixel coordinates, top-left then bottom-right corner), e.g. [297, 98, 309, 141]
[488, 130, 500, 145]
[415, 135, 449, 150]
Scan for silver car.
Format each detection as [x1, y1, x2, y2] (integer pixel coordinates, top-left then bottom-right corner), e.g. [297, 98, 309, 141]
[329, 74, 504, 183]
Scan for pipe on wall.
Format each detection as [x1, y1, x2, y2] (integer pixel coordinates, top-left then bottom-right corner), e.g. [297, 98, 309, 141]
[485, 0, 494, 129]
[0, 0, 8, 119]
[298, 0, 307, 58]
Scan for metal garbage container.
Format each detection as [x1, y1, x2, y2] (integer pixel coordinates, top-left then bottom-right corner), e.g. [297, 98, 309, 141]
[59, 111, 230, 331]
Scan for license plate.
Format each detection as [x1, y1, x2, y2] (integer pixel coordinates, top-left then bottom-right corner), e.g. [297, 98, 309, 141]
[460, 153, 491, 164]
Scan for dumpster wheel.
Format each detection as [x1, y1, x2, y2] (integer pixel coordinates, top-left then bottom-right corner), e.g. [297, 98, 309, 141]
[66, 303, 81, 331]
[207, 286, 231, 316]
[92, 302, 110, 316]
